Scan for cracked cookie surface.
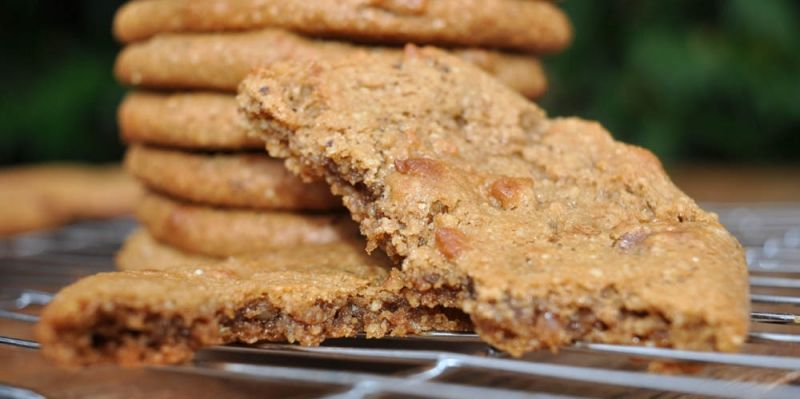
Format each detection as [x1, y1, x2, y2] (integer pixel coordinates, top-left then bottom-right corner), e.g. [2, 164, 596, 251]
[39, 240, 469, 366]
[239, 47, 749, 356]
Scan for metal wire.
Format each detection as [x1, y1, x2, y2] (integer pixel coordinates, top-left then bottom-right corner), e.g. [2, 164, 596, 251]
[2, 205, 800, 398]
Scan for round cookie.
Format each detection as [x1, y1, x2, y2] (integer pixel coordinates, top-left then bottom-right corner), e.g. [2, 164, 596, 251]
[113, 0, 571, 53]
[125, 145, 340, 211]
[0, 164, 141, 236]
[0, 187, 66, 237]
[137, 191, 358, 257]
[117, 229, 220, 271]
[116, 29, 547, 98]
[118, 91, 261, 150]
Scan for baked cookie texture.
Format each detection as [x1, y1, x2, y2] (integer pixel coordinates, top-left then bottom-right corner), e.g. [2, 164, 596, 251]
[116, 29, 547, 98]
[125, 145, 341, 211]
[116, 229, 220, 271]
[119, 91, 261, 150]
[137, 191, 357, 257]
[113, 0, 571, 54]
[38, 240, 470, 366]
[0, 164, 141, 236]
[239, 48, 750, 356]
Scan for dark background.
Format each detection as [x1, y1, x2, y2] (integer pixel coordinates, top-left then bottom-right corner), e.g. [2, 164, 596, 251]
[1, 0, 798, 166]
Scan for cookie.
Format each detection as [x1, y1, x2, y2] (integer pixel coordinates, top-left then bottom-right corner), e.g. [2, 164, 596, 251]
[137, 191, 357, 257]
[116, 229, 219, 271]
[115, 29, 547, 98]
[0, 188, 63, 237]
[125, 145, 340, 211]
[0, 164, 141, 236]
[113, 0, 571, 54]
[239, 48, 750, 356]
[119, 91, 261, 150]
[38, 239, 470, 366]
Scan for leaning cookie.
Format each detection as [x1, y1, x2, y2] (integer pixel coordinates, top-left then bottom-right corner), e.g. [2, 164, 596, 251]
[239, 47, 749, 356]
[115, 29, 547, 98]
[113, 0, 571, 54]
[137, 191, 358, 257]
[125, 145, 340, 211]
[118, 91, 260, 150]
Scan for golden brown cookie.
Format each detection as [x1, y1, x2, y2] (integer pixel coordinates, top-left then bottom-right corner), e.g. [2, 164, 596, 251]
[119, 91, 261, 150]
[125, 145, 340, 211]
[116, 229, 219, 271]
[137, 191, 357, 257]
[38, 240, 469, 366]
[0, 164, 141, 236]
[239, 48, 750, 356]
[115, 29, 547, 98]
[113, 0, 571, 54]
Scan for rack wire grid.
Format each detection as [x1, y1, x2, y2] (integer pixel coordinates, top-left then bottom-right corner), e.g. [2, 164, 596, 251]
[2, 204, 800, 399]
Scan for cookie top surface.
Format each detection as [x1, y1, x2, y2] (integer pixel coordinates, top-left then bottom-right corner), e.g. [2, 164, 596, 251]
[137, 191, 358, 257]
[116, 29, 546, 98]
[113, 0, 571, 53]
[125, 145, 341, 211]
[239, 48, 750, 354]
[119, 91, 262, 150]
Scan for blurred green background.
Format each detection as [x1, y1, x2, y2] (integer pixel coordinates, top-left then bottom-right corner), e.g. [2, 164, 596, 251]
[0, 0, 798, 166]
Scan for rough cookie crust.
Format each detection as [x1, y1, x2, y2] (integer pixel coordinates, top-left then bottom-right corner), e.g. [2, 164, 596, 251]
[39, 240, 470, 366]
[113, 0, 571, 54]
[239, 48, 750, 356]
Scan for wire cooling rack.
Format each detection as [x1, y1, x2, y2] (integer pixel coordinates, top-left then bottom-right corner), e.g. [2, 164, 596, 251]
[2, 204, 800, 399]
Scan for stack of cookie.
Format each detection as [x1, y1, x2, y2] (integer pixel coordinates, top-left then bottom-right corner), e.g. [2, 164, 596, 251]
[38, 49, 751, 367]
[118, 93, 358, 259]
[112, 0, 572, 261]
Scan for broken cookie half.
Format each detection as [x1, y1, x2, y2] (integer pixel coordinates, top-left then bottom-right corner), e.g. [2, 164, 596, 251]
[36, 240, 469, 366]
[238, 46, 750, 356]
